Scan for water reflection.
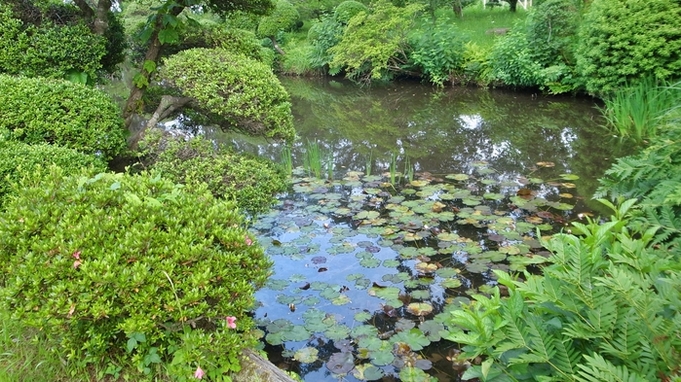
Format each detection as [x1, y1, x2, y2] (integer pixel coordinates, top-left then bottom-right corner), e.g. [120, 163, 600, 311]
[209, 77, 627, 212]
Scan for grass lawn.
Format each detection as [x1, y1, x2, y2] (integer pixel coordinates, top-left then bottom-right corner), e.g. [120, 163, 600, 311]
[434, 4, 529, 48]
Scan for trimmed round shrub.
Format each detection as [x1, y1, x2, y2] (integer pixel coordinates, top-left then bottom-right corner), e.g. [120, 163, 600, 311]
[0, 6, 107, 80]
[0, 75, 127, 159]
[0, 141, 106, 205]
[333, 0, 368, 24]
[138, 130, 288, 214]
[161, 48, 295, 142]
[0, 168, 272, 378]
[257, 0, 301, 38]
[575, 0, 681, 95]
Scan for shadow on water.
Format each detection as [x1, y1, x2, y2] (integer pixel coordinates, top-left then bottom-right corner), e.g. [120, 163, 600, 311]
[196, 78, 631, 382]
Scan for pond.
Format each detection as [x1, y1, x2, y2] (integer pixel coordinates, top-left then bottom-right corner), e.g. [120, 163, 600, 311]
[209, 78, 629, 381]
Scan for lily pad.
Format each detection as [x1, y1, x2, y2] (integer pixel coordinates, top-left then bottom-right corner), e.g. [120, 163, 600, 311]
[369, 350, 395, 366]
[326, 352, 355, 374]
[391, 328, 430, 351]
[406, 302, 434, 316]
[294, 347, 319, 363]
[446, 173, 469, 181]
[325, 324, 351, 341]
[352, 364, 384, 381]
[400, 367, 435, 382]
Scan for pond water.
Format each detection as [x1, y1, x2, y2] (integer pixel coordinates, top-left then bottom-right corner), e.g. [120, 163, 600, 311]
[209, 78, 629, 381]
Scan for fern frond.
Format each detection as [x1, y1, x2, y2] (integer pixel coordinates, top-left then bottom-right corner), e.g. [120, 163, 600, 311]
[552, 338, 580, 378]
[576, 353, 649, 382]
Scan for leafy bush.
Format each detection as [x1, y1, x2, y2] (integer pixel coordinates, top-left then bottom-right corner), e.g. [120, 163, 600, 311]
[525, 0, 578, 68]
[0, 6, 108, 81]
[410, 20, 465, 86]
[443, 200, 681, 381]
[160, 48, 295, 142]
[0, 168, 272, 379]
[0, 75, 127, 160]
[596, 103, 681, 248]
[257, 0, 301, 38]
[138, 130, 288, 215]
[0, 141, 106, 206]
[524, 0, 579, 93]
[455, 42, 493, 86]
[328, 0, 423, 82]
[575, 0, 681, 95]
[307, 15, 343, 70]
[333, 0, 368, 24]
[489, 30, 544, 88]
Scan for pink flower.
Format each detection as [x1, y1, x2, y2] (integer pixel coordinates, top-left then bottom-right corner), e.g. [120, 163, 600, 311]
[226, 316, 237, 329]
[194, 366, 205, 379]
[73, 260, 82, 269]
[245, 236, 253, 246]
[72, 251, 81, 260]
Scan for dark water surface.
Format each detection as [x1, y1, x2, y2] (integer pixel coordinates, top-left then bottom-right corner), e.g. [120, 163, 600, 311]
[211, 78, 629, 382]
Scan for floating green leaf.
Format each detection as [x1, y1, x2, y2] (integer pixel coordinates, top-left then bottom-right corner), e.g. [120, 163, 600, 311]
[326, 352, 355, 374]
[294, 347, 319, 363]
[325, 325, 351, 341]
[406, 303, 433, 317]
[399, 367, 435, 382]
[391, 328, 430, 351]
[352, 364, 384, 381]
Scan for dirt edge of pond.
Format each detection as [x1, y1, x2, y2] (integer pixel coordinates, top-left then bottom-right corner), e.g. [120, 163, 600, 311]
[235, 349, 300, 382]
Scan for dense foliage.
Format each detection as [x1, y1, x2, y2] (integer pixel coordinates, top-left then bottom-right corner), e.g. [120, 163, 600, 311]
[0, 6, 106, 81]
[328, 0, 423, 82]
[137, 130, 288, 214]
[0, 169, 272, 379]
[596, 99, 681, 247]
[0, 75, 127, 160]
[410, 20, 465, 86]
[0, 141, 106, 205]
[575, 0, 681, 95]
[257, 0, 301, 39]
[161, 48, 295, 142]
[443, 200, 681, 381]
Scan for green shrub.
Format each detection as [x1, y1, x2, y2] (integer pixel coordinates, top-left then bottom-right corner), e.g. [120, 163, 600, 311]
[257, 0, 301, 38]
[524, 0, 579, 93]
[596, 102, 681, 248]
[575, 0, 681, 95]
[328, 0, 423, 82]
[333, 0, 368, 24]
[0, 75, 127, 160]
[0, 6, 107, 81]
[0, 168, 272, 379]
[160, 48, 295, 142]
[455, 42, 492, 86]
[307, 15, 343, 70]
[0, 141, 106, 206]
[489, 30, 544, 88]
[137, 130, 288, 215]
[410, 20, 465, 86]
[442, 200, 681, 381]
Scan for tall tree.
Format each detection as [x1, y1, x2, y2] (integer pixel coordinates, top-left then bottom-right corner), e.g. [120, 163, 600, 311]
[123, 0, 274, 127]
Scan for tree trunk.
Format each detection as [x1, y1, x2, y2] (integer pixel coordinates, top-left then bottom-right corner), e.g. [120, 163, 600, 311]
[128, 95, 193, 149]
[453, 0, 463, 18]
[508, 0, 518, 12]
[270, 37, 286, 55]
[93, 0, 112, 35]
[123, 6, 185, 129]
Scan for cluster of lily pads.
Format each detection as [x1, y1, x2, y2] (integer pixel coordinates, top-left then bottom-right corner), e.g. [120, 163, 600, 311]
[251, 161, 582, 381]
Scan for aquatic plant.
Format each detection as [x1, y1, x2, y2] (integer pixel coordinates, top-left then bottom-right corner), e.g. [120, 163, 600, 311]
[280, 144, 293, 176]
[601, 77, 680, 143]
[252, 161, 582, 380]
[303, 140, 323, 178]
